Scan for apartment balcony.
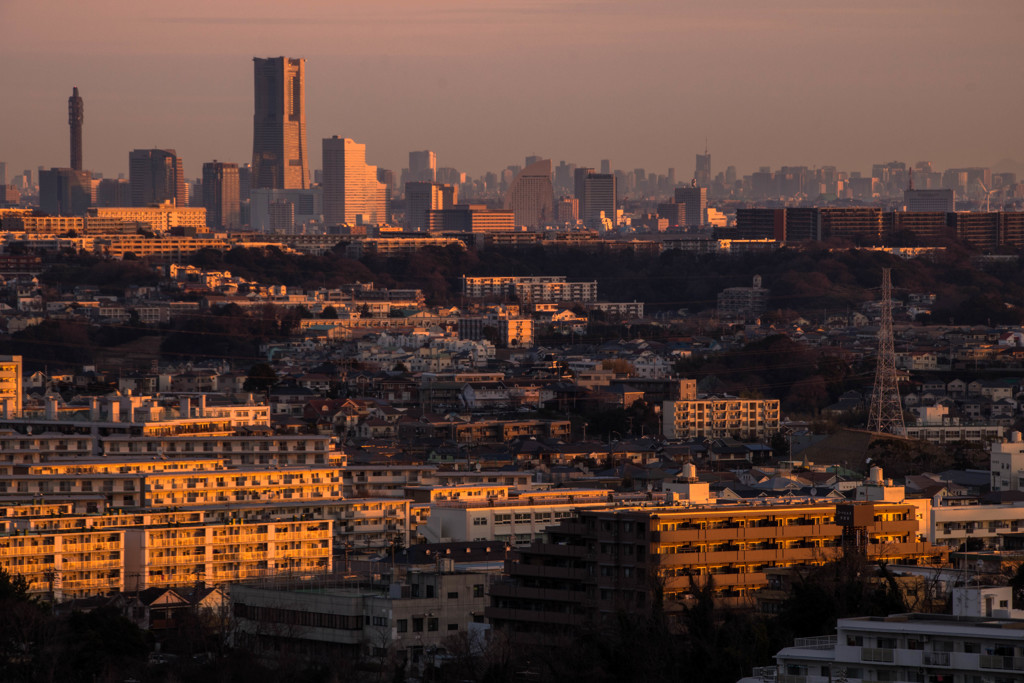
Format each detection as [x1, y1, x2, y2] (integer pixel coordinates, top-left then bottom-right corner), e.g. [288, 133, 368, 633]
[860, 647, 894, 663]
[980, 654, 1024, 672]
[488, 583, 587, 604]
[61, 558, 122, 571]
[652, 524, 843, 544]
[660, 546, 837, 567]
[509, 563, 589, 582]
[485, 606, 583, 627]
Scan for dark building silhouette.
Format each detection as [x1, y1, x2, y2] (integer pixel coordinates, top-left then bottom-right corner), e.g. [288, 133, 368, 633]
[68, 87, 84, 171]
[39, 168, 91, 216]
[573, 167, 594, 221]
[583, 173, 616, 229]
[504, 159, 554, 228]
[252, 57, 309, 190]
[674, 183, 707, 226]
[202, 161, 241, 229]
[96, 178, 131, 207]
[129, 149, 185, 207]
[695, 149, 711, 187]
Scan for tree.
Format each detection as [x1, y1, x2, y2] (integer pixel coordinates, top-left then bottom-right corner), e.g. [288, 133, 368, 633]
[321, 305, 338, 319]
[243, 363, 278, 393]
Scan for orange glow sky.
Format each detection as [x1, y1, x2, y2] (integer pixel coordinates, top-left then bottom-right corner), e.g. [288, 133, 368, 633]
[2, 0, 1023, 180]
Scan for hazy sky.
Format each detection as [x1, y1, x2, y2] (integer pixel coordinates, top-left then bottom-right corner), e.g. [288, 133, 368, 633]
[2, 0, 1023, 181]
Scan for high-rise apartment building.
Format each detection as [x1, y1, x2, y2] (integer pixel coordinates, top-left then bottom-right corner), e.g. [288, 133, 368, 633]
[503, 159, 554, 228]
[674, 183, 708, 226]
[129, 149, 185, 207]
[68, 87, 84, 171]
[408, 150, 437, 183]
[202, 161, 241, 229]
[583, 173, 616, 230]
[251, 57, 309, 190]
[322, 137, 388, 226]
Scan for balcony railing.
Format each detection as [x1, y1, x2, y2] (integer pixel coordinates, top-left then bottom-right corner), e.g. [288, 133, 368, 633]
[861, 647, 894, 663]
[980, 654, 1024, 671]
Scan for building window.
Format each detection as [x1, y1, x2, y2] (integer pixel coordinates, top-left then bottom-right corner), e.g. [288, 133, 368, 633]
[473, 584, 484, 598]
[412, 617, 423, 632]
[447, 592, 458, 599]
[427, 618, 438, 632]
[397, 619, 407, 633]
[447, 623, 458, 631]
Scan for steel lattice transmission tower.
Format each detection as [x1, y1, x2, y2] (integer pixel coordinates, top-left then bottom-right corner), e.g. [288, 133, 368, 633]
[868, 268, 905, 435]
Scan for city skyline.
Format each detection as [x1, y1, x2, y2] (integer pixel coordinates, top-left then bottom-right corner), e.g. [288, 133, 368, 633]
[2, 1, 1023, 181]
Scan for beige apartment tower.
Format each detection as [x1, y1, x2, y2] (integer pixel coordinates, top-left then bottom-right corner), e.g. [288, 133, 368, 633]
[252, 57, 309, 190]
[322, 137, 388, 226]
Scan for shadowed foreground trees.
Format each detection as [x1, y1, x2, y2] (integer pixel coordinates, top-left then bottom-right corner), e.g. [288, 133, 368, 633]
[0, 553, 928, 683]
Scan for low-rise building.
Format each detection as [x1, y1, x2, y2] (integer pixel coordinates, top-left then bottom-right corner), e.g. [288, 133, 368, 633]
[662, 396, 780, 440]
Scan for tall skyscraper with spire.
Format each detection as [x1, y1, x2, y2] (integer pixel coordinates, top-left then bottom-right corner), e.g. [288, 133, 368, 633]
[68, 87, 83, 171]
[252, 57, 309, 190]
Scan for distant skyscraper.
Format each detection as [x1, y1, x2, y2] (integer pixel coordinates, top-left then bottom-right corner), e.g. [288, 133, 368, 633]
[600, 159, 611, 175]
[574, 167, 594, 221]
[238, 164, 252, 203]
[377, 168, 394, 221]
[322, 137, 388, 226]
[504, 159, 554, 229]
[437, 167, 462, 186]
[0, 162, 6, 186]
[556, 197, 579, 226]
[129, 149, 185, 207]
[252, 57, 309, 190]
[405, 181, 457, 230]
[408, 150, 437, 183]
[695, 147, 711, 187]
[68, 87, 84, 171]
[202, 161, 241, 229]
[583, 173, 616, 230]
[96, 178, 131, 207]
[39, 168, 91, 215]
[554, 161, 575, 194]
[674, 183, 707, 226]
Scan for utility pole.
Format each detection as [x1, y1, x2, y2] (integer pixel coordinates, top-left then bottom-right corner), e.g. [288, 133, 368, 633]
[868, 269, 905, 435]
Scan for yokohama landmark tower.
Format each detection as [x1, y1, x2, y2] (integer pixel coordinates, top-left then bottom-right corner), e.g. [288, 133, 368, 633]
[68, 87, 84, 171]
[251, 57, 309, 190]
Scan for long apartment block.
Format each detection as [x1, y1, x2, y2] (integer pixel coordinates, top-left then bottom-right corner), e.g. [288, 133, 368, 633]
[488, 501, 945, 646]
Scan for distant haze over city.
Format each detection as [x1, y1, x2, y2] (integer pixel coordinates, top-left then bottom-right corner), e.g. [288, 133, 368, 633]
[2, 0, 1023, 180]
